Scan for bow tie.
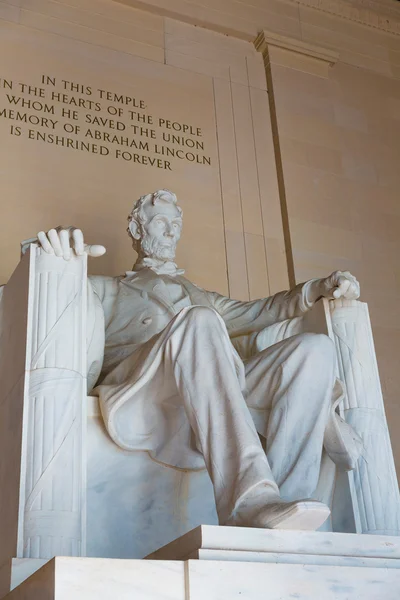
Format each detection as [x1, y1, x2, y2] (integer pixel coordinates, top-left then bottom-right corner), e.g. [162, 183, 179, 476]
[132, 257, 185, 277]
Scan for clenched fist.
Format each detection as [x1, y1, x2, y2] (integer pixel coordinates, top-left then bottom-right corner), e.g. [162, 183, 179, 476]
[308, 271, 360, 303]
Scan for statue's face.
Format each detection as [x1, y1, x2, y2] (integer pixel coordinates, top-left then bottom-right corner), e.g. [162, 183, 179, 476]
[140, 201, 183, 261]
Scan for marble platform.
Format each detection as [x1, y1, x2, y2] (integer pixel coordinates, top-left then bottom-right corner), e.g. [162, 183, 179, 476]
[3, 527, 400, 599]
[3, 553, 400, 600]
[147, 524, 400, 567]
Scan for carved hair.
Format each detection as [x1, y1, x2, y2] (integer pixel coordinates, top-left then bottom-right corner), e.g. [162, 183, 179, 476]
[127, 190, 182, 251]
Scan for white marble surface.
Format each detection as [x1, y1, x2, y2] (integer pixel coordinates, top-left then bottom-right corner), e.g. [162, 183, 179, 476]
[190, 549, 400, 567]
[188, 561, 400, 600]
[4, 554, 400, 600]
[10, 559, 48, 593]
[5, 558, 186, 600]
[147, 524, 400, 564]
[86, 398, 218, 559]
[3, 187, 398, 566]
[0, 253, 31, 569]
[0, 246, 88, 568]
[330, 298, 400, 535]
[58, 191, 362, 532]
[21, 246, 87, 559]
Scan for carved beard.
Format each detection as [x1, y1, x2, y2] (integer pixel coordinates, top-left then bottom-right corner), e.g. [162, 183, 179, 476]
[140, 232, 177, 262]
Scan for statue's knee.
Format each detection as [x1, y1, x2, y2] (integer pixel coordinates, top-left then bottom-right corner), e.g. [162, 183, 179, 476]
[183, 305, 220, 327]
[297, 332, 335, 363]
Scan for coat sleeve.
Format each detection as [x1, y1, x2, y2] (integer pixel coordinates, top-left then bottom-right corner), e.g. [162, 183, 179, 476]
[206, 279, 318, 338]
[86, 279, 105, 392]
[86, 275, 119, 392]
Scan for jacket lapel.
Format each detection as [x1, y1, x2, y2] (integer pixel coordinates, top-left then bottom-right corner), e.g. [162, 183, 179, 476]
[121, 269, 211, 313]
[177, 277, 211, 307]
[121, 270, 176, 315]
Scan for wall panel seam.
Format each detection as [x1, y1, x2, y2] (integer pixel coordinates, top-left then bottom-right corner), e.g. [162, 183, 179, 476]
[229, 65, 251, 301]
[246, 56, 271, 295]
[212, 77, 230, 297]
[16, 11, 165, 62]
[18, 5, 164, 47]
[263, 59, 296, 288]
[22, 0, 164, 34]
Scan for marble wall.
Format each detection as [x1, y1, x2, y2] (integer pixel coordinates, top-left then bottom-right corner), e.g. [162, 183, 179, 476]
[263, 14, 400, 472]
[0, 0, 287, 301]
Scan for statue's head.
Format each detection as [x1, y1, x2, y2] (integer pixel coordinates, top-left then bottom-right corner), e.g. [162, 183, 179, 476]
[127, 190, 183, 262]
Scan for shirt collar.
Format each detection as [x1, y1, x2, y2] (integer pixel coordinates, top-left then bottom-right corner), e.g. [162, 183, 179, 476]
[130, 256, 185, 277]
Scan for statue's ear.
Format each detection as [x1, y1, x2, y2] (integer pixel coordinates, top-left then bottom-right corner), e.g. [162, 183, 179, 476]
[128, 219, 141, 241]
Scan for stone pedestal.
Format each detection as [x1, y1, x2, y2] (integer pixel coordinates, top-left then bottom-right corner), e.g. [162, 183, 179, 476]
[3, 526, 400, 599]
[147, 524, 400, 566]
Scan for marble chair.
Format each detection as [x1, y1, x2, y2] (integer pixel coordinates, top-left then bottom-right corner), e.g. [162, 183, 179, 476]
[1, 245, 399, 570]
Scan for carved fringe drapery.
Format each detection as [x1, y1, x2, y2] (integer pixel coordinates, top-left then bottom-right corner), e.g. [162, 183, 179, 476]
[330, 299, 400, 536]
[20, 246, 87, 558]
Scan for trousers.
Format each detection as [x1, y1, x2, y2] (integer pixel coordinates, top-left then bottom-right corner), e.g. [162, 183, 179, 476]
[99, 305, 337, 524]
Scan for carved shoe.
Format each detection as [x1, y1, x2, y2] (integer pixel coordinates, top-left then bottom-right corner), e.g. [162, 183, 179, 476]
[225, 499, 331, 531]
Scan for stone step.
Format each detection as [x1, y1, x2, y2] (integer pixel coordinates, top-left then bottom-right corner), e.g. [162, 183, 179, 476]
[4, 554, 400, 600]
[4, 557, 185, 600]
[147, 524, 400, 566]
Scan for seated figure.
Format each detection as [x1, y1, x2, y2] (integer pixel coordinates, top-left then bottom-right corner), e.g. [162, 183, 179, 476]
[34, 189, 361, 532]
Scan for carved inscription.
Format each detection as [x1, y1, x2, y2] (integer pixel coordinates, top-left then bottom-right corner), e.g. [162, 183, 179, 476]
[0, 76, 212, 171]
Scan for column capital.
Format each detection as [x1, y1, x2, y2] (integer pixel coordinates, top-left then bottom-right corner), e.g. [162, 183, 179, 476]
[255, 30, 339, 76]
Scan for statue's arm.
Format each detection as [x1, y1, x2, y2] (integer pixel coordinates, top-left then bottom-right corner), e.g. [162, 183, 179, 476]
[208, 271, 360, 336]
[86, 279, 105, 392]
[86, 275, 119, 392]
[207, 282, 313, 339]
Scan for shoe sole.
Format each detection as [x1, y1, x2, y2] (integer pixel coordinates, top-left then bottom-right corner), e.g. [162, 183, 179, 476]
[267, 501, 330, 531]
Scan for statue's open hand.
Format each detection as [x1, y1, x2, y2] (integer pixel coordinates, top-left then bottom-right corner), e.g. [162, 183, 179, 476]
[321, 270, 360, 300]
[37, 227, 106, 260]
